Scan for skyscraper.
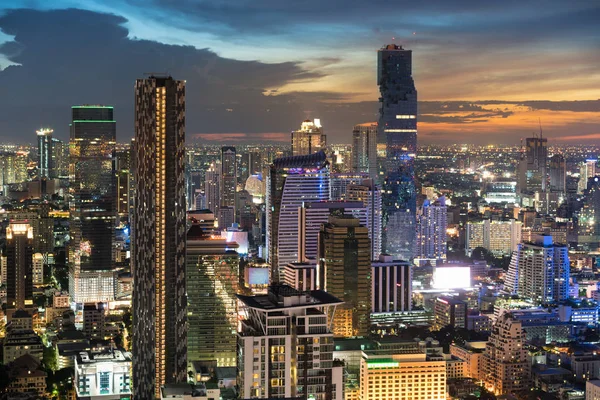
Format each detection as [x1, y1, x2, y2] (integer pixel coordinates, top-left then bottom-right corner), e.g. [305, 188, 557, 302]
[415, 196, 447, 265]
[221, 146, 237, 220]
[52, 138, 69, 178]
[204, 162, 220, 218]
[6, 222, 33, 311]
[116, 148, 132, 224]
[186, 225, 239, 367]
[69, 105, 117, 303]
[347, 181, 383, 260]
[352, 122, 378, 181]
[291, 119, 326, 156]
[377, 44, 418, 261]
[504, 235, 570, 304]
[318, 215, 371, 337]
[549, 154, 566, 193]
[36, 128, 53, 179]
[266, 151, 330, 280]
[482, 311, 530, 396]
[518, 136, 548, 194]
[132, 76, 187, 398]
[578, 159, 597, 194]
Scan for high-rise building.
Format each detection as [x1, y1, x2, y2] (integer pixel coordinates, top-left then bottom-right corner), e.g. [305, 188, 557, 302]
[504, 235, 570, 304]
[221, 146, 237, 220]
[116, 148, 132, 224]
[318, 215, 371, 337]
[6, 222, 34, 311]
[36, 128, 53, 179]
[579, 176, 600, 238]
[360, 352, 446, 400]
[378, 44, 418, 261]
[465, 219, 522, 257]
[347, 180, 383, 260]
[299, 201, 367, 263]
[69, 105, 117, 303]
[579, 159, 597, 194]
[482, 311, 530, 396]
[330, 172, 368, 201]
[518, 136, 548, 194]
[352, 122, 378, 181]
[291, 119, 326, 156]
[204, 162, 220, 215]
[549, 154, 566, 193]
[51, 138, 69, 178]
[237, 285, 344, 399]
[433, 296, 466, 330]
[266, 151, 330, 280]
[186, 225, 239, 367]
[132, 76, 187, 398]
[415, 196, 447, 265]
[371, 254, 411, 313]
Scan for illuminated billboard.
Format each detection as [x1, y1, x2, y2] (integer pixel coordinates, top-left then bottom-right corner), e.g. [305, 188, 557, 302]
[433, 266, 471, 289]
[247, 267, 270, 286]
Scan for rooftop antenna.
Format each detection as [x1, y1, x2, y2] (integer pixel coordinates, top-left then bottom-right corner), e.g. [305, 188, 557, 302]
[538, 117, 543, 140]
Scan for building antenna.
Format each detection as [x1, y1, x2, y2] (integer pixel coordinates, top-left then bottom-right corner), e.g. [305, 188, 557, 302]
[538, 118, 543, 140]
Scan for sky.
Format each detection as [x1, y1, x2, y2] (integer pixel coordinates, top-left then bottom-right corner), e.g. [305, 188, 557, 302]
[0, 1, 599, 145]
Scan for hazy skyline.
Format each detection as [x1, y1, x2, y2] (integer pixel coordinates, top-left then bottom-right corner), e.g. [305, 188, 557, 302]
[0, 2, 599, 144]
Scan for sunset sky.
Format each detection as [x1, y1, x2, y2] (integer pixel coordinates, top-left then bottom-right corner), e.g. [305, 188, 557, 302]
[0, 1, 598, 144]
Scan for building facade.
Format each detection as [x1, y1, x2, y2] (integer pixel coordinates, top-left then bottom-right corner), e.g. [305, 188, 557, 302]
[371, 255, 412, 313]
[347, 181, 383, 260]
[352, 122, 378, 181]
[6, 222, 34, 311]
[415, 196, 447, 265]
[291, 119, 326, 156]
[221, 146, 237, 220]
[132, 76, 187, 398]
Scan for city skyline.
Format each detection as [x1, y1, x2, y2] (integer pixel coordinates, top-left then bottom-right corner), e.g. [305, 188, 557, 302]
[0, 4, 599, 145]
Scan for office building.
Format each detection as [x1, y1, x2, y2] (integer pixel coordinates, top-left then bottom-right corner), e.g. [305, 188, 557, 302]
[465, 219, 522, 257]
[360, 352, 446, 400]
[378, 44, 418, 261]
[291, 119, 326, 156]
[132, 76, 187, 398]
[299, 201, 367, 262]
[32, 253, 44, 286]
[52, 138, 69, 178]
[518, 136, 548, 194]
[6, 222, 34, 311]
[549, 154, 566, 193]
[116, 148, 133, 223]
[450, 342, 487, 380]
[579, 159, 597, 194]
[347, 180, 383, 260]
[415, 196, 447, 265]
[371, 254, 412, 313]
[36, 128, 53, 179]
[318, 215, 371, 337]
[352, 122, 378, 181]
[74, 349, 132, 399]
[221, 146, 237, 220]
[204, 162, 220, 218]
[482, 311, 530, 396]
[433, 296, 466, 330]
[237, 285, 344, 399]
[69, 105, 117, 303]
[283, 262, 317, 291]
[579, 176, 600, 238]
[218, 206, 235, 230]
[330, 172, 368, 201]
[186, 225, 239, 367]
[266, 151, 330, 280]
[504, 235, 570, 303]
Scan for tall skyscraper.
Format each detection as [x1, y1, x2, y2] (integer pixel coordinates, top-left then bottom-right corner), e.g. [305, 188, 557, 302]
[549, 154, 566, 193]
[291, 119, 326, 156]
[52, 138, 69, 178]
[518, 136, 548, 194]
[330, 172, 368, 201]
[415, 196, 447, 265]
[352, 122, 378, 181]
[36, 128, 53, 179]
[266, 151, 330, 280]
[204, 162, 220, 218]
[6, 222, 34, 311]
[69, 105, 117, 303]
[132, 76, 187, 398]
[579, 159, 597, 194]
[347, 181, 382, 260]
[318, 215, 371, 337]
[377, 44, 418, 261]
[186, 225, 239, 367]
[504, 235, 570, 304]
[237, 285, 344, 399]
[482, 311, 530, 396]
[221, 146, 237, 219]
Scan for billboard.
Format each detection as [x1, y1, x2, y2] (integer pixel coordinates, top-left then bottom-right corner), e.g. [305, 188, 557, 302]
[433, 266, 471, 289]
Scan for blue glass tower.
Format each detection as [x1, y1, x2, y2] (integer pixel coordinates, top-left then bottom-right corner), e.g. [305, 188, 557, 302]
[377, 44, 417, 261]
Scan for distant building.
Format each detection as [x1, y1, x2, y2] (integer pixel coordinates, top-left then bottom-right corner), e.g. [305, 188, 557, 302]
[347, 180, 383, 260]
[237, 285, 343, 399]
[433, 296, 466, 330]
[465, 219, 522, 257]
[415, 196, 447, 265]
[36, 128, 53, 179]
[220, 146, 237, 220]
[549, 154, 566, 193]
[352, 122, 378, 181]
[291, 119, 326, 156]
